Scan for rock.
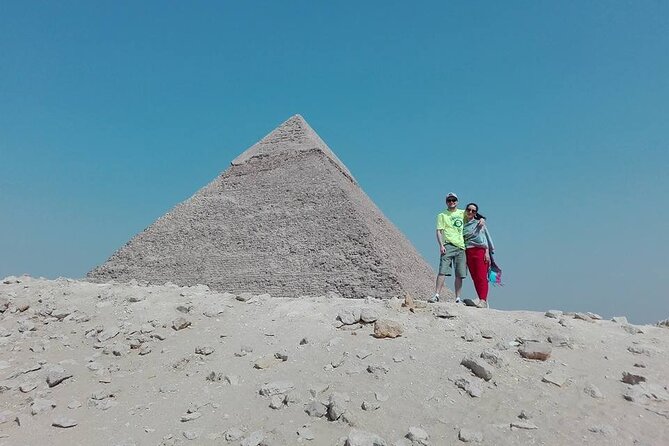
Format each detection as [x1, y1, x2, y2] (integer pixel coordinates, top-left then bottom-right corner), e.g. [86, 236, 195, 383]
[305, 401, 328, 418]
[341, 409, 362, 427]
[656, 318, 669, 328]
[545, 310, 563, 319]
[583, 383, 603, 398]
[182, 430, 199, 440]
[463, 325, 481, 342]
[361, 400, 380, 411]
[67, 400, 82, 409]
[138, 344, 152, 355]
[622, 383, 669, 403]
[480, 349, 504, 367]
[586, 312, 603, 320]
[542, 370, 568, 387]
[433, 305, 457, 318]
[19, 382, 38, 393]
[51, 308, 72, 319]
[224, 427, 245, 441]
[236, 292, 252, 302]
[406, 426, 429, 445]
[345, 429, 387, 446]
[589, 425, 615, 436]
[269, 394, 286, 409]
[180, 412, 202, 422]
[338, 308, 362, 325]
[627, 345, 652, 356]
[18, 319, 36, 332]
[360, 308, 379, 323]
[254, 355, 281, 369]
[454, 376, 483, 398]
[328, 392, 350, 421]
[461, 355, 493, 381]
[518, 342, 552, 361]
[297, 425, 315, 440]
[511, 421, 538, 430]
[518, 410, 532, 419]
[97, 328, 119, 342]
[480, 329, 494, 339]
[241, 430, 264, 446]
[194, 346, 214, 356]
[574, 313, 594, 322]
[172, 317, 191, 331]
[367, 364, 389, 376]
[31, 398, 56, 415]
[611, 316, 628, 324]
[622, 324, 643, 334]
[259, 381, 294, 396]
[373, 319, 403, 338]
[547, 334, 571, 347]
[52, 417, 77, 428]
[458, 428, 483, 442]
[622, 372, 646, 385]
[300, 337, 309, 345]
[46, 367, 73, 387]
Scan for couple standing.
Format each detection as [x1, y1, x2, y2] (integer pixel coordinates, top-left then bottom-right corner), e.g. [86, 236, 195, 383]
[429, 192, 494, 308]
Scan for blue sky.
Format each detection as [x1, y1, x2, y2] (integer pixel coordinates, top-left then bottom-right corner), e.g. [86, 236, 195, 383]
[1, 2, 667, 323]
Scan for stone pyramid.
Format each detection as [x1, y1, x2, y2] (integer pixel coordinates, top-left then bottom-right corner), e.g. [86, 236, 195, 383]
[87, 115, 446, 299]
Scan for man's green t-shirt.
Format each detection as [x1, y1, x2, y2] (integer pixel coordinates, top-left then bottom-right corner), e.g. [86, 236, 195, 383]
[436, 209, 465, 250]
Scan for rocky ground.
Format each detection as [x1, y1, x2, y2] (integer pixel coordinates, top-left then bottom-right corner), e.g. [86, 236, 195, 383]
[0, 275, 667, 446]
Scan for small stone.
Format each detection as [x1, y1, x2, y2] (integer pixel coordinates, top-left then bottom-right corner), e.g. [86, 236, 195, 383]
[518, 410, 532, 419]
[367, 364, 389, 376]
[545, 310, 562, 319]
[67, 400, 82, 409]
[195, 346, 214, 356]
[304, 401, 328, 418]
[586, 312, 602, 320]
[458, 428, 483, 442]
[574, 313, 594, 322]
[511, 421, 538, 430]
[20, 382, 38, 393]
[172, 317, 191, 331]
[345, 428, 386, 446]
[269, 395, 286, 409]
[297, 425, 315, 440]
[46, 367, 73, 387]
[461, 356, 493, 381]
[622, 324, 643, 334]
[259, 381, 294, 396]
[31, 398, 56, 415]
[542, 370, 568, 387]
[518, 342, 552, 361]
[52, 417, 77, 428]
[454, 376, 483, 398]
[97, 328, 119, 342]
[236, 292, 252, 302]
[373, 319, 403, 338]
[547, 334, 571, 347]
[406, 426, 429, 444]
[361, 400, 380, 411]
[434, 305, 457, 318]
[480, 349, 504, 367]
[254, 355, 280, 369]
[241, 430, 264, 446]
[224, 427, 244, 441]
[182, 430, 198, 440]
[360, 308, 379, 323]
[480, 329, 494, 339]
[622, 372, 646, 385]
[300, 337, 309, 345]
[611, 316, 628, 324]
[138, 344, 152, 355]
[583, 384, 603, 398]
[180, 412, 202, 422]
[328, 392, 350, 421]
[338, 308, 362, 325]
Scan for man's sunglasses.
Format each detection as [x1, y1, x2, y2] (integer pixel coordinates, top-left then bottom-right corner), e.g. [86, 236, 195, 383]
[446, 198, 458, 202]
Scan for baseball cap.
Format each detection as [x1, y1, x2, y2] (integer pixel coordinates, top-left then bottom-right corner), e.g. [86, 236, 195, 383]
[446, 192, 458, 200]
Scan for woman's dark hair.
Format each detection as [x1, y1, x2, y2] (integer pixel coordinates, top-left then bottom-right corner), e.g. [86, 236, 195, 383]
[465, 202, 485, 220]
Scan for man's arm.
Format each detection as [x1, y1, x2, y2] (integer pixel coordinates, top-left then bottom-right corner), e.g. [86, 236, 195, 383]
[436, 229, 445, 255]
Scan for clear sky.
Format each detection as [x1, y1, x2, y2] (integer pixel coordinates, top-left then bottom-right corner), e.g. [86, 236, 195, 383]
[1, 2, 667, 324]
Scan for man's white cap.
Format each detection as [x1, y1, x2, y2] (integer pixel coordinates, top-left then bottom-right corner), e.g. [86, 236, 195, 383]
[446, 192, 458, 200]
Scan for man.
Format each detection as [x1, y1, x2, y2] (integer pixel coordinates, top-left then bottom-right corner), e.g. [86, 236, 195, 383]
[430, 192, 482, 303]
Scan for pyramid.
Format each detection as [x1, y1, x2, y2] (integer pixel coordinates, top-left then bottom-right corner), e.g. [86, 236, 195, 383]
[87, 115, 447, 299]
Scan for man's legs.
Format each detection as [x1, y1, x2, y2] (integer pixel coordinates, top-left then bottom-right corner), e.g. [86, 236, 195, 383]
[453, 248, 467, 303]
[454, 276, 463, 301]
[435, 274, 446, 296]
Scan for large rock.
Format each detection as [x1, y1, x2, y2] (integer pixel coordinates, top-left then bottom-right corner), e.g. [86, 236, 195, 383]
[461, 356, 493, 381]
[518, 342, 552, 361]
[373, 319, 403, 338]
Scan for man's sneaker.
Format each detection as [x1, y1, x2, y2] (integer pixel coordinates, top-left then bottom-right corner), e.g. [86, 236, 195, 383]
[454, 297, 462, 304]
[428, 294, 440, 303]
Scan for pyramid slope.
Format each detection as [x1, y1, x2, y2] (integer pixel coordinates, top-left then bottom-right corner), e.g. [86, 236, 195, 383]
[88, 117, 446, 300]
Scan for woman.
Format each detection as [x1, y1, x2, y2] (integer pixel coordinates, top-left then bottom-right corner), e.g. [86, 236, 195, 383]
[463, 203, 495, 308]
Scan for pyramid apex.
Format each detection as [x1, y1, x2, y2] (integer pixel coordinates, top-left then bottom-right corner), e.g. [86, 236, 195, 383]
[231, 115, 354, 180]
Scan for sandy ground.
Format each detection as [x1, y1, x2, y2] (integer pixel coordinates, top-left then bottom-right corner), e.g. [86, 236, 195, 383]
[0, 275, 667, 445]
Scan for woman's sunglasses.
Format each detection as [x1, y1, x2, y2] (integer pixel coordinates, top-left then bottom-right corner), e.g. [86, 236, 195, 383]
[466, 208, 477, 213]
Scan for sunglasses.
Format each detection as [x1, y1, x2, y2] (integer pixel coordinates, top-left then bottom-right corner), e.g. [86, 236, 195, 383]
[446, 198, 458, 203]
[466, 208, 477, 213]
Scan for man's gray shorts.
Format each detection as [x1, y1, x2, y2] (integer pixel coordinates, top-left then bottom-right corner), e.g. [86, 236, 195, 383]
[438, 243, 467, 278]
